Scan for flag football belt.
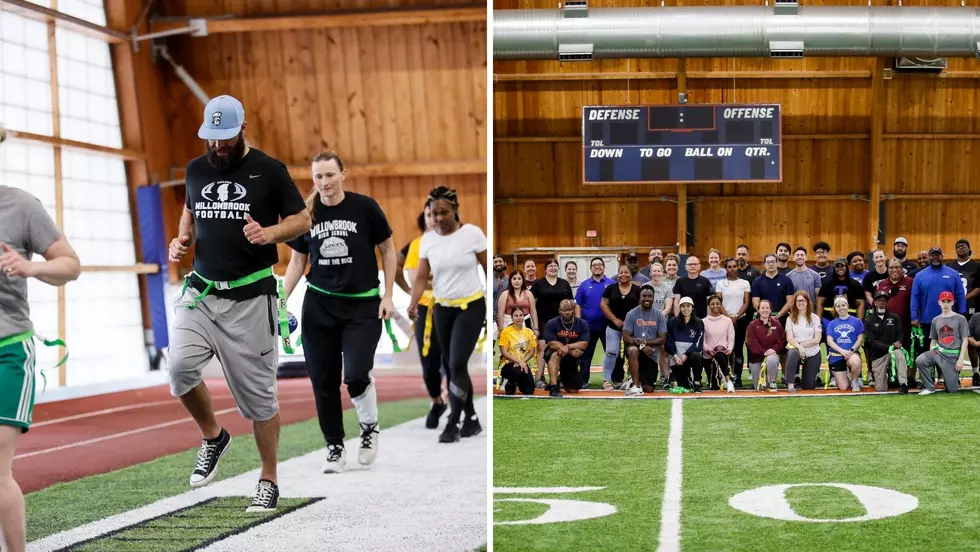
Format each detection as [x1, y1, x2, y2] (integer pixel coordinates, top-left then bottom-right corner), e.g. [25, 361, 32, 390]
[0, 329, 68, 394]
[306, 282, 402, 352]
[433, 291, 488, 353]
[823, 307, 857, 314]
[179, 267, 297, 354]
[933, 345, 960, 356]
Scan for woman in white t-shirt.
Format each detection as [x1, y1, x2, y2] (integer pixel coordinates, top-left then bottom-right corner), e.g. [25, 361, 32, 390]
[784, 290, 823, 392]
[715, 258, 751, 388]
[408, 187, 487, 444]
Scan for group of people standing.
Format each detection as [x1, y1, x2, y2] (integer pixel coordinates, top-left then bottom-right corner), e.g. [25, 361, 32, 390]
[494, 236, 979, 398]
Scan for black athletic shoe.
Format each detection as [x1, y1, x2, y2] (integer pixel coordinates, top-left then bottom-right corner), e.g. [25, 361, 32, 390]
[460, 417, 482, 438]
[246, 479, 279, 513]
[189, 428, 231, 488]
[549, 384, 562, 398]
[425, 402, 448, 429]
[439, 422, 460, 443]
[794, 376, 802, 387]
[899, 383, 909, 395]
[693, 384, 703, 394]
[972, 373, 980, 386]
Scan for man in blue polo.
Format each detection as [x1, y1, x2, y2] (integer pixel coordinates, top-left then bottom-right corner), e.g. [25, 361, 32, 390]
[911, 246, 966, 345]
[751, 253, 795, 328]
[574, 257, 615, 388]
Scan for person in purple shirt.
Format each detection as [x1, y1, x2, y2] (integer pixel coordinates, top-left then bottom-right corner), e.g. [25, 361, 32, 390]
[574, 257, 615, 388]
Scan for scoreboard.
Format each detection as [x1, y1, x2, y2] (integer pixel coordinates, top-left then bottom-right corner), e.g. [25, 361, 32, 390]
[582, 104, 782, 184]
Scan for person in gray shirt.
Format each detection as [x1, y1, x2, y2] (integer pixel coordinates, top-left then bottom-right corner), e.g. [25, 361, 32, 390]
[623, 284, 668, 396]
[787, 246, 822, 304]
[0, 180, 80, 552]
[916, 290, 969, 394]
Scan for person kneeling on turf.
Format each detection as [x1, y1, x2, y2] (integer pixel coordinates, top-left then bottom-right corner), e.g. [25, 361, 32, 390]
[916, 290, 969, 395]
[623, 284, 668, 396]
[866, 290, 909, 394]
[498, 305, 536, 395]
[542, 299, 590, 398]
[665, 297, 705, 392]
[826, 296, 865, 392]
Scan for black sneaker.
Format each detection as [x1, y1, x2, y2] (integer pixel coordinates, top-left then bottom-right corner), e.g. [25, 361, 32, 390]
[439, 422, 460, 443]
[460, 417, 482, 438]
[425, 402, 447, 429]
[549, 384, 562, 398]
[693, 384, 703, 394]
[794, 376, 802, 387]
[972, 373, 980, 386]
[246, 479, 279, 513]
[899, 383, 909, 395]
[189, 428, 232, 488]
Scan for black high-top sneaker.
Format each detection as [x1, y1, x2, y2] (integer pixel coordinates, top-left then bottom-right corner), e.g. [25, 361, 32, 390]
[425, 401, 448, 429]
[439, 421, 460, 443]
[246, 479, 279, 513]
[460, 416, 482, 438]
[189, 428, 232, 488]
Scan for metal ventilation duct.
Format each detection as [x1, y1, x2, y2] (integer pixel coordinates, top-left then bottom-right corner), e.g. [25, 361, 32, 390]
[493, 6, 980, 60]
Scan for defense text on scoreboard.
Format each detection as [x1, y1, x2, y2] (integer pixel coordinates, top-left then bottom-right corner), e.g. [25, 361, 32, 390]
[582, 104, 783, 184]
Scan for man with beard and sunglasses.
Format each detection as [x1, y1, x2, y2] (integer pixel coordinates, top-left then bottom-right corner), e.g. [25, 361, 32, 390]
[893, 237, 918, 275]
[167, 95, 311, 513]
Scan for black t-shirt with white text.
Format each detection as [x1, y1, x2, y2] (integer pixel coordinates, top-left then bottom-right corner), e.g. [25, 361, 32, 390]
[287, 192, 392, 296]
[184, 149, 305, 299]
[947, 259, 980, 315]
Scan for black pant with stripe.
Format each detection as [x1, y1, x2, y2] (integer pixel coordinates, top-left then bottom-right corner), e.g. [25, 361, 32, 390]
[433, 298, 486, 426]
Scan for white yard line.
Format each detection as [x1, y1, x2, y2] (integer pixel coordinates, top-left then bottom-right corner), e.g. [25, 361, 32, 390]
[657, 398, 684, 552]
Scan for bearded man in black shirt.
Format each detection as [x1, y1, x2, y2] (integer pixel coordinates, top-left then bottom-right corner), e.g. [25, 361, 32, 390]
[168, 95, 311, 513]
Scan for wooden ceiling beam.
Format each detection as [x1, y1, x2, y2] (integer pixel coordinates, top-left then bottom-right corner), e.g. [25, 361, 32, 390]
[166, 158, 486, 186]
[4, 129, 146, 160]
[0, 0, 128, 43]
[149, 5, 486, 35]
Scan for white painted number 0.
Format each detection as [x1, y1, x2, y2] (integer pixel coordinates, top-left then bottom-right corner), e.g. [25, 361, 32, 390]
[493, 487, 617, 526]
[729, 484, 918, 523]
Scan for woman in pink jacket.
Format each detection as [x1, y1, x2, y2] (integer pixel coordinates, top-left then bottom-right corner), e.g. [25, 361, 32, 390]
[703, 295, 736, 392]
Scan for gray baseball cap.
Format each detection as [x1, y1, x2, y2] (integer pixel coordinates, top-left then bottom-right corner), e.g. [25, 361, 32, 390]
[198, 95, 245, 140]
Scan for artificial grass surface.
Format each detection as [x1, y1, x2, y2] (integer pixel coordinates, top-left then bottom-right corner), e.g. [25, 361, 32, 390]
[493, 400, 670, 551]
[26, 397, 431, 542]
[493, 393, 980, 551]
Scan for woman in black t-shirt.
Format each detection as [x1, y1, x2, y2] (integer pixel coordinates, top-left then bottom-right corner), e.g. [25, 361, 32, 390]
[530, 258, 573, 383]
[283, 151, 397, 474]
[600, 264, 641, 390]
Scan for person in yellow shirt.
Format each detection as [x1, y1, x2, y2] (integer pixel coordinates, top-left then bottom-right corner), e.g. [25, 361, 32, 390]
[498, 306, 537, 395]
[402, 205, 449, 429]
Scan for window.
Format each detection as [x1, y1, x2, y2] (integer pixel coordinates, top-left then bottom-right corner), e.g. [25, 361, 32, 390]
[56, 27, 121, 149]
[0, 11, 53, 136]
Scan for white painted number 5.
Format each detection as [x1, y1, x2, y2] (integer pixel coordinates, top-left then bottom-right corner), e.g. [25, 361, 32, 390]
[493, 487, 617, 526]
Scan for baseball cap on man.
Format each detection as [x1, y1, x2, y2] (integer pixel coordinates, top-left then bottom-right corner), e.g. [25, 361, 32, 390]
[874, 290, 890, 301]
[198, 95, 245, 140]
[929, 246, 943, 255]
[939, 291, 954, 302]
[894, 237, 908, 245]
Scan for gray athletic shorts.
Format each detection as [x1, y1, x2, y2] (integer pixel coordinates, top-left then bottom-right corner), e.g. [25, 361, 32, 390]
[168, 288, 280, 421]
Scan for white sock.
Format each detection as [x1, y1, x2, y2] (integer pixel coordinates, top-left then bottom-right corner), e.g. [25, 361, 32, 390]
[351, 377, 378, 426]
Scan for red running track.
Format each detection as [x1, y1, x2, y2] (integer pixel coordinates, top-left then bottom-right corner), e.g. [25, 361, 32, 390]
[16, 373, 485, 493]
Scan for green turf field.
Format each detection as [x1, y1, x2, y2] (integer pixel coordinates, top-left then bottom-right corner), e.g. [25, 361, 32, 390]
[493, 393, 980, 551]
[26, 398, 431, 543]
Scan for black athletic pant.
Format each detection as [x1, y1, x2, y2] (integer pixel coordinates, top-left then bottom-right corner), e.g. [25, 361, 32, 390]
[433, 298, 486, 427]
[733, 316, 749, 382]
[701, 352, 730, 388]
[414, 304, 447, 399]
[500, 362, 535, 395]
[673, 352, 703, 389]
[301, 290, 382, 446]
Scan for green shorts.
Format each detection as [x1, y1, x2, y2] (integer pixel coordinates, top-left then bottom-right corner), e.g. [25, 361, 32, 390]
[0, 333, 36, 433]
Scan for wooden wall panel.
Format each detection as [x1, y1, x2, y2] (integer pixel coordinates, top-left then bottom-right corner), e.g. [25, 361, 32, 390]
[692, 200, 868, 258]
[494, 202, 678, 253]
[493, 0, 980, 259]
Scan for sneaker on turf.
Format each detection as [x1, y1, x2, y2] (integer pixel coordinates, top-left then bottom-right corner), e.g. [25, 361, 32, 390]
[769, 382, 778, 392]
[787, 386, 797, 394]
[918, 388, 936, 396]
[693, 384, 703, 394]
[549, 384, 562, 398]
[322, 443, 346, 473]
[973, 373, 980, 386]
[662, 380, 671, 391]
[439, 422, 460, 443]
[900, 383, 909, 395]
[850, 379, 860, 392]
[625, 385, 644, 397]
[726, 381, 735, 393]
[426, 402, 448, 428]
[460, 416, 482, 438]
[535, 379, 546, 390]
[602, 380, 614, 391]
[189, 428, 232, 488]
[245, 479, 279, 513]
[358, 422, 379, 465]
